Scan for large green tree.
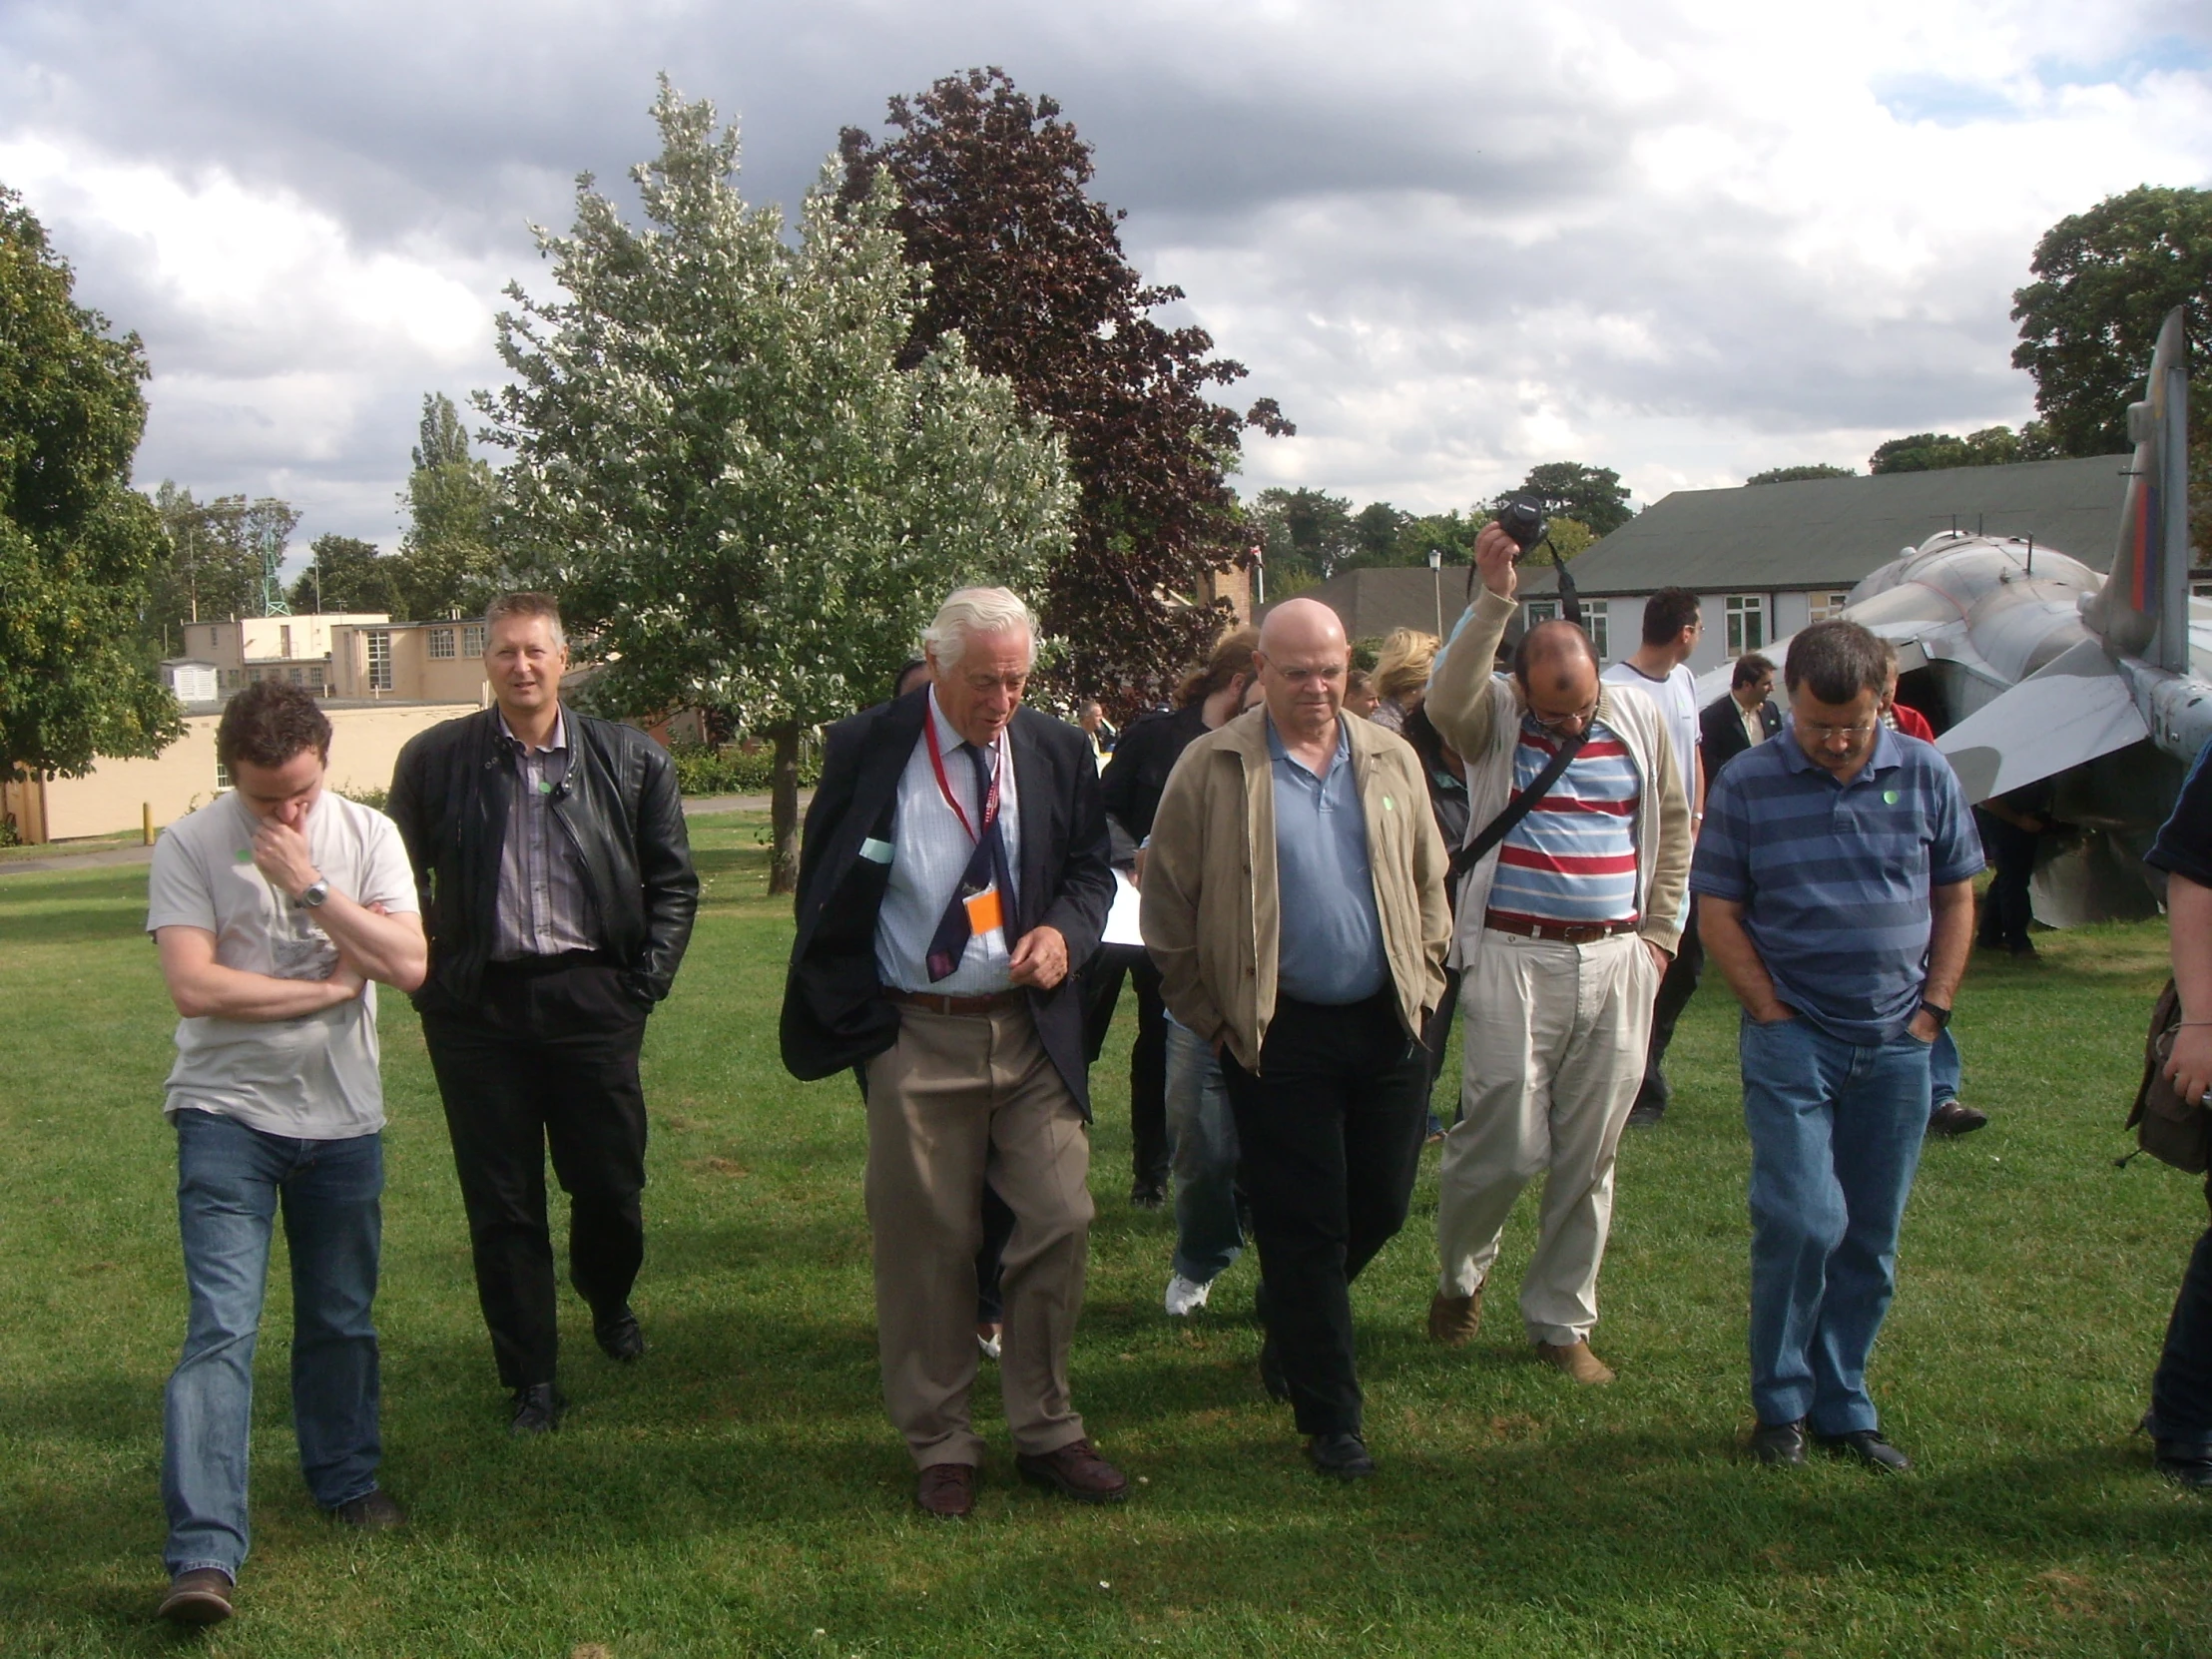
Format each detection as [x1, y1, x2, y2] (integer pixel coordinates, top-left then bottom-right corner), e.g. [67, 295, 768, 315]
[2011, 186, 2212, 455]
[839, 68, 1290, 711]
[1747, 463, 1856, 485]
[1868, 425, 2057, 474]
[287, 533, 405, 616]
[1512, 461, 1633, 538]
[146, 486, 299, 636]
[396, 392, 503, 619]
[1247, 487, 1355, 592]
[484, 82, 1072, 890]
[0, 187, 183, 791]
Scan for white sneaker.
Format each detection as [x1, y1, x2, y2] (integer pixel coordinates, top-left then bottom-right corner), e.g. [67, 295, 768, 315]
[1164, 1274, 1214, 1317]
[976, 1329, 1002, 1362]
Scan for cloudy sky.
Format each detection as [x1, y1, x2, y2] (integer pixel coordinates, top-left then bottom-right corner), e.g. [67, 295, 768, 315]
[4, 0, 2208, 556]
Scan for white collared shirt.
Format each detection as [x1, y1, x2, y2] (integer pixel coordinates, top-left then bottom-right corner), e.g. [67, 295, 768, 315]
[873, 690, 1024, 994]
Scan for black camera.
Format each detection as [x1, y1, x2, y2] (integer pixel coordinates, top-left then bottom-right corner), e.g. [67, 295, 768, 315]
[1495, 492, 1548, 559]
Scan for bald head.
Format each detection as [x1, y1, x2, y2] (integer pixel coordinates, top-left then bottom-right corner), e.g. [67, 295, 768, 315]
[1514, 619, 1600, 727]
[1254, 597, 1351, 746]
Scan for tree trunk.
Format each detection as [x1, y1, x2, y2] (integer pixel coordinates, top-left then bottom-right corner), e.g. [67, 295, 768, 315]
[769, 724, 802, 894]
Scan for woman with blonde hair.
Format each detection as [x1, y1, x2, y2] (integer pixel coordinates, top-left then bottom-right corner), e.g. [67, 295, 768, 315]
[1369, 627, 1439, 733]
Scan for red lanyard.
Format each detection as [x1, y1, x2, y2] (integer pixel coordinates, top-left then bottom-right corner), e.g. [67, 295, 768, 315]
[923, 717, 1001, 844]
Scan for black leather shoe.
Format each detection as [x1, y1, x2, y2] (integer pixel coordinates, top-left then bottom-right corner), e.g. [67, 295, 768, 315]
[1812, 1427, 1911, 1471]
[594, 1308, 646, 1363]
[1259, 1333, 1291, 1402]
[509, 1382, 567, 1436]
[1307, 1432, 1376, 1480]
[1748, 1418, 1806, 1466]
[2153, 1440, 2212, 1489]
[1927, 1100, 1988, 1138]
[329, 1488, 406, 1529]
[1129, 1178, 1167, 1211]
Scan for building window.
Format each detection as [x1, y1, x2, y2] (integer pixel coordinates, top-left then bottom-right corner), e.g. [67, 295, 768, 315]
[287, 667, 304, 685]
[1808, 590, 1852, 625]
[279, 624, 293, 659]
[219, 669, 243, 691]
[1525, 599, 1560, 626]
[365, 630, 392, 692]
[215, 757, 233, 792]
[463, 623, 487, 657]
[1587, 607, 1610, 662]
[428, 627, 457, 660]
[1726, 595, 1768, 655]
[306, 664, 325, 691]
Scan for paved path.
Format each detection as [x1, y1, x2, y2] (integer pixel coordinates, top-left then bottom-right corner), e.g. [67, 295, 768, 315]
[0, 791, 811, 875]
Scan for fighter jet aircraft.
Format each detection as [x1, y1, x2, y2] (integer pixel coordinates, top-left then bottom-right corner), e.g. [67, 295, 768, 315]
[1695, 306, 2204, 923]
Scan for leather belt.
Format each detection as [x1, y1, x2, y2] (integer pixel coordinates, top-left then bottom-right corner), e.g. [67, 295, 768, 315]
[886, 988, 1026, 1016]
[1483, 910, 1640, 945]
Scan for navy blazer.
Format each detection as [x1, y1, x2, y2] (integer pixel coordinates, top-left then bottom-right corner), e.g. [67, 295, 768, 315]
[1699, 692, 1782, 785]
[779, 690, 1115, 1115]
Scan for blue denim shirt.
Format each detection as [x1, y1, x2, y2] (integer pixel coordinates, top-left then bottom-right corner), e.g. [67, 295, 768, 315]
[1268, 713, 1388, 1005]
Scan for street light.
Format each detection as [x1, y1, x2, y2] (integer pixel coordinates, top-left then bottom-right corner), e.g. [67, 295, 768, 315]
[1427, 546, 1443, 638]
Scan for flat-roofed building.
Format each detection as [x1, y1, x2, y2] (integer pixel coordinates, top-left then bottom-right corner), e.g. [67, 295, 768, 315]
[329, 618, 492, 704]
[171, 613, 392, 696]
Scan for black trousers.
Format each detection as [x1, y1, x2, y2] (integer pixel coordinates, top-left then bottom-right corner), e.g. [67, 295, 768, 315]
[1083, 943, 1170, 1188]
[1420, 965, 1464, 1125]
[1634, 897, 1706, 1114]
[1975, 810, 2038, 951]
[420, 954, 651, 1389]
[2151, 1191, 2212, 1445]
[1221, 992, 1430, 1437]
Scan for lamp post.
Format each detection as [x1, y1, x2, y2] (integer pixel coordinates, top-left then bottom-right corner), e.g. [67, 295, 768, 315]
[1427, 546, 1443, 637]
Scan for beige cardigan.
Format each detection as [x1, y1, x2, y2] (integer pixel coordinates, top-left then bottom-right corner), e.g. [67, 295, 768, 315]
[1140, 707, 1451, 1072]
[1422, 586, 1693, 966]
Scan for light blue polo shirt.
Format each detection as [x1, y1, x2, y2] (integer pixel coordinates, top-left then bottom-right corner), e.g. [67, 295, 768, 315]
[1268, 714, 1388, 1005]
[1690, 723, 1982, 1043]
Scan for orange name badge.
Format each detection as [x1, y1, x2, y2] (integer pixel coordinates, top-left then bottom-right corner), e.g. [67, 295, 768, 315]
[963, 884, 1003, 936]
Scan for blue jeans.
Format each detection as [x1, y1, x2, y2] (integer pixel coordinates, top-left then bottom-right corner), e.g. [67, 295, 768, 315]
[1929, 1028, 1961, 1111]
[1740, 1015, 1931, 1434]
[163, 1111, 384, 1580]
[1164, 1021, 1243, 1285]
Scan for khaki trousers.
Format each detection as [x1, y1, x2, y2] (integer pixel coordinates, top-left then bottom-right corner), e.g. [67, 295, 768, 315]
[863, 1001, 1094, 1468]
[1435, 930, 1656, 1346]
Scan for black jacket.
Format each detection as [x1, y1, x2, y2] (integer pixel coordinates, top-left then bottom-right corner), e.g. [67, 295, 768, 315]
[1099, 704, 1208, 863]
[387, 706, 699, 1012]
[1699, 692, 1782, 784]
[780, 691, 1115, 1113]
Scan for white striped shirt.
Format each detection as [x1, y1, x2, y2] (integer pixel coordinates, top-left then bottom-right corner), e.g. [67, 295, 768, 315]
[873, 691, 1025, 993]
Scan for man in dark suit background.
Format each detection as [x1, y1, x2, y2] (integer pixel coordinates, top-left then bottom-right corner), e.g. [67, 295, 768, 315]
[1699, 651, 1781, 784]
[781, 585, 1124, 1518]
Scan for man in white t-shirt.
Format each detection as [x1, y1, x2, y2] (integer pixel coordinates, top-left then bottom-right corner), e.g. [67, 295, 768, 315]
[146, 682, 427, 1627]
[1600, 588, 1705, 1127]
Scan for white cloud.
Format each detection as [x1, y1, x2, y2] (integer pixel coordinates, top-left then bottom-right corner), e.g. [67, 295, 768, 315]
[0, 0, 2205, 552]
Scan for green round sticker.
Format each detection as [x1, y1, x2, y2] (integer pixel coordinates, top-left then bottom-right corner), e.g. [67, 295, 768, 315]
[1883, 789, 1901, 805]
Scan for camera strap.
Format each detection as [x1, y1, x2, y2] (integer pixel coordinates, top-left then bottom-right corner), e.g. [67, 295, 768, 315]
[1449, 724, 1590, 883]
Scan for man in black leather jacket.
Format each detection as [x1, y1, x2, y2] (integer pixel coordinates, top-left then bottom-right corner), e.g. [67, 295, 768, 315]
[388, 592, 697, 1435]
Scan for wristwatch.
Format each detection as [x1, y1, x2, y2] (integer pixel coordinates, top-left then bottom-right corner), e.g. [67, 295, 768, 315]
[297, 877, 330, 909]
[1918, 1000, 1951, 1030]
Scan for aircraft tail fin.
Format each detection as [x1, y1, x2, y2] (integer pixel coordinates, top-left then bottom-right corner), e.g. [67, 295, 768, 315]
[2087, 306, 2192, 673]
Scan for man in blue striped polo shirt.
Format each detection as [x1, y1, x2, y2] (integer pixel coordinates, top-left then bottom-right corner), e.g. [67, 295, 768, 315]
[1694, 619, 1980, 1472]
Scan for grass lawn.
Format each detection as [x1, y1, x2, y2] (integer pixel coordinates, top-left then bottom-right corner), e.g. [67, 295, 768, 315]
[3, 809, 2209, 1657]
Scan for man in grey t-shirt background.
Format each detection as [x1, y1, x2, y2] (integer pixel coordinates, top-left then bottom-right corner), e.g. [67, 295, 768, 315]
[1601, 587, 1707, 1128]
[146, 682, 426, 1627]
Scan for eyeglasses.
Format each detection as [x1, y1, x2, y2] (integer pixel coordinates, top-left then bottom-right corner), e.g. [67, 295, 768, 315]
[1799, 720, 1878, 741]
[1528, 699, 1599, 736]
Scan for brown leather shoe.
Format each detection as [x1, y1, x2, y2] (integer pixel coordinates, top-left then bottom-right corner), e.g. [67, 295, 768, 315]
[1015, 1437, 1129, 1503]
[1535, 1340, 1616, 1384]
[915, 1462, 976, 1517]
[158, 1568, 234, 1625]
[1428, 1288, 1482, 1347]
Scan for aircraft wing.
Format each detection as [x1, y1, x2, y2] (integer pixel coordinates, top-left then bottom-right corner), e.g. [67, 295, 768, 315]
[1936, 638, 2148, 804]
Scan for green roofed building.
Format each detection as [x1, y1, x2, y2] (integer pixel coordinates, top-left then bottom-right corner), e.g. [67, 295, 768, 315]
[1273, 454, 2136, 675]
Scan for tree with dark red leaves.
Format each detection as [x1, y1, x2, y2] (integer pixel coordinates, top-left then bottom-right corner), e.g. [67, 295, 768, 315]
[840, 67, 1292, 715]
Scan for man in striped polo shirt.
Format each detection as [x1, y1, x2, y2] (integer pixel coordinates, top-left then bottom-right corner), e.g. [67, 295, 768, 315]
[1423, 525, 1693, 1384]
[1694, 620, 1979, 1472]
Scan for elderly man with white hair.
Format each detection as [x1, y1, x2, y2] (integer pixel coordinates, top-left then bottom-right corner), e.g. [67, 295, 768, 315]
[781, 586, 1124, 1517]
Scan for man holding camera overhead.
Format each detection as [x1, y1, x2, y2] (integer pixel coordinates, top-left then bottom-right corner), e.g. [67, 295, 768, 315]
[1421, 522, 1692, 1385]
